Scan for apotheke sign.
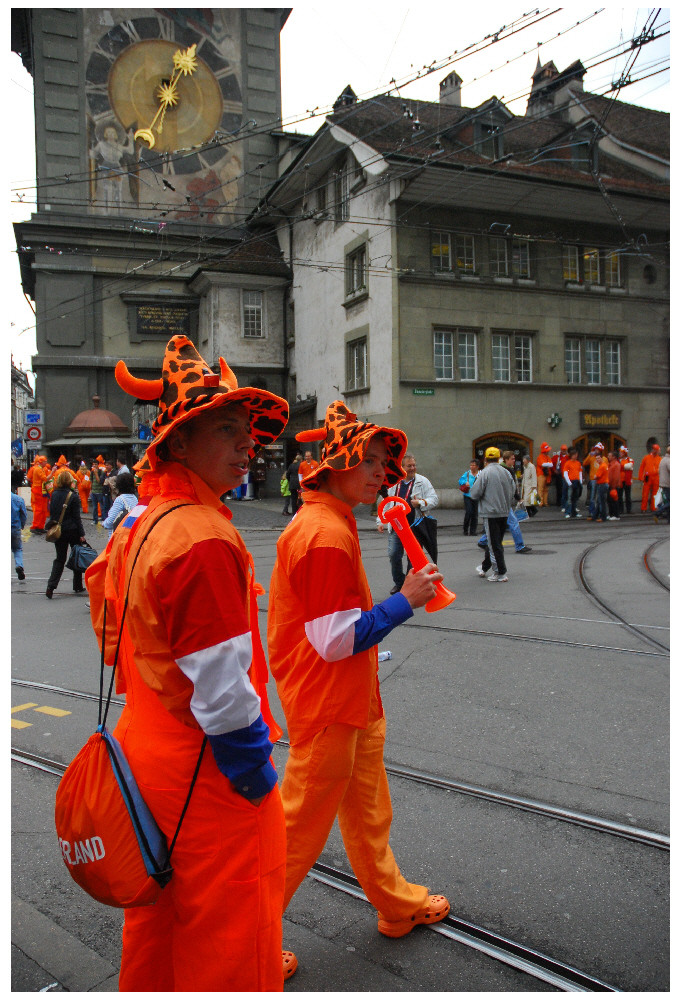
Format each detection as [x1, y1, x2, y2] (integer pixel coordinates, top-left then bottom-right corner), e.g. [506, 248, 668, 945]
[580, 410, 621, 430]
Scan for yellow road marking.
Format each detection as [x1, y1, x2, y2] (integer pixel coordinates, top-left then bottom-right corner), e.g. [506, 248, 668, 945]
[33, 706, 71, 718]
[11, 719, 32, 729]
[12, 703, 38, 713]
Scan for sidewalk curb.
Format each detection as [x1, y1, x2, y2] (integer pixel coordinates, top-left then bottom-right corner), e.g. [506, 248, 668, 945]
[12, 895, 119, 992]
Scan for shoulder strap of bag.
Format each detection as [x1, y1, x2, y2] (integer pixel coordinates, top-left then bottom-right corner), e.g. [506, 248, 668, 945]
[55, 489, 75, 526]
[99, 500, 207, 860]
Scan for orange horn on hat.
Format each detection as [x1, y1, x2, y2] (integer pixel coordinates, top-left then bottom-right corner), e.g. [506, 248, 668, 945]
[115, 360, 164, 401]
[296, 428, 327, 443]
[219, 357, 238, 391]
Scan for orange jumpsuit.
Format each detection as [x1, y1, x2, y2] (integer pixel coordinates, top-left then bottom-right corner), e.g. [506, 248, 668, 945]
[30, 463, 49, 529]
[639, 453, 661, 511]
[76, 469, 91, 513]
[535, 451, 552, 507]
[86, 462, 285, 992]
[268, 489, 429, 920]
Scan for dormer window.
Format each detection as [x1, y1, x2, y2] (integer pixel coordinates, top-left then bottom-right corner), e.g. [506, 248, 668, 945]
[476, 123, 503, 159]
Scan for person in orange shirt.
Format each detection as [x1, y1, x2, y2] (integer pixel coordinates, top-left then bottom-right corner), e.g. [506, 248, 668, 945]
[29, 456, 50, 532]
[535, 442, 553, 507]
[75, 461, 91, 513]
[297, 449, 319, 501]
[268, 401, 450, 977]
[582, 442, 604, 519]
[639, 443, 662, 512]
[85, 336, 289, 992]
[562, 447, 583, 519]
[594, 453, 610, 521]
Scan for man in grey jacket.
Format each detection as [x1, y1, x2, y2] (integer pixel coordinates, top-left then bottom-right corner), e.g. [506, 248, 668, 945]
[469, 446, 515, 582]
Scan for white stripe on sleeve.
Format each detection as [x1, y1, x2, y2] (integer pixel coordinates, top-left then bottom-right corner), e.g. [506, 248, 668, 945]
[304, 608, 361, 662]
[176, 633, 261, 735]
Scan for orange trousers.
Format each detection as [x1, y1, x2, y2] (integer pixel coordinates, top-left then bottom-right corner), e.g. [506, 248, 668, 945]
[78, 489, 90, 514]
[281, 705, 428, 921]
[31, 494, 48, 529]
[641, 476, 659, 511]
[536, 475, 550, 508]
[114, 658, 285, 992]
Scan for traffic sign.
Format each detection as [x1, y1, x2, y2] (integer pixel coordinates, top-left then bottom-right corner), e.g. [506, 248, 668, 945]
[24, 410, 44, 425]
[25, 426, 42, 442]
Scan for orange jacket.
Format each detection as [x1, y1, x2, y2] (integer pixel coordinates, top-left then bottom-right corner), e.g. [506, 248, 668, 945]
[298, 459, 319, 484]
[30, 464, 49, 498]
[536, 453, 552, 482]
[582, 453, 600, 481]
[76, 469, 91, 492]
[268, 489, 381, 744]
[562, 458, 582, 482]
[638, 453, 661, 481]
[86, 462, 281, 786]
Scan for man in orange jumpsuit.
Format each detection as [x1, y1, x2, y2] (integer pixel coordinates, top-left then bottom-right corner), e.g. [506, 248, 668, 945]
[85, 335, 289, 992]
[75, 461, 91, 513]
[639, 443, 662, 512]
[535, 441, 553, 507]
[268, 401, 450, 976]
[29, 455, 49, 532]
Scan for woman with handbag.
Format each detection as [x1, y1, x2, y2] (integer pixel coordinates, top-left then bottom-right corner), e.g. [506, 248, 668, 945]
[45, 469, 87, 598]
[458, 459, 479, 535]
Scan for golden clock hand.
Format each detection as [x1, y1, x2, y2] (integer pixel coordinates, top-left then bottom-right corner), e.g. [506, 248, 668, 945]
[133, 46, 197, 148]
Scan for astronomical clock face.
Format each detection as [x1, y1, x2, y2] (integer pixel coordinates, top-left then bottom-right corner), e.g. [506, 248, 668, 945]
[84, 10, 243, 223]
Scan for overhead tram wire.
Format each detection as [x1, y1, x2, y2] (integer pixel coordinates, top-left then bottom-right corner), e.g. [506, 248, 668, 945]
[14, 34, 668, 329]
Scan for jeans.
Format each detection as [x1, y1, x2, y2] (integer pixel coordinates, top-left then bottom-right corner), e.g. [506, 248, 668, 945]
[588, 479, 598, 517]
[481, 517, 508, 575]
[11, 530, 23, 570]
[595, 483, 609, 520]
[388, 530, 410, 588]
[91, 494, 105, 523]
[463, 495, 478, 534]
[479, 508, 527, 551]
[656, 486, 670, 521]
[565, 481, 581, 517]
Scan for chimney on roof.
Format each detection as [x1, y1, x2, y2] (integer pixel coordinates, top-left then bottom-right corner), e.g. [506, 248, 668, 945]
[439, 70, 462, 107]
[333, 85, 357, 112]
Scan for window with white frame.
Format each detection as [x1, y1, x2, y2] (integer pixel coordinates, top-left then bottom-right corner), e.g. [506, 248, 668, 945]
[242, 290, 264, 338]
[565, 338, 581, 384]
[431, 231, 451, 271]
[490, 237, 531, 278]
[434, 328, 477, 380]
[583, 248, 600, 284]
[346, 244, 367, 297]
[565, 336, 622, 385]
[490, 237, 509, 277]
[334, 161, 349, 222]
[492, 331, 533, 382]
[346, 337, 367, 390]
[431, 231, 475, 273]
[563, 244, 622, 286]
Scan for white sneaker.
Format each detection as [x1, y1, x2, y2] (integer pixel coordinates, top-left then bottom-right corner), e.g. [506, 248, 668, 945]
[565, 514, 571, 519]
[488, 573, 508, 582]
[476, 564, 487, 577]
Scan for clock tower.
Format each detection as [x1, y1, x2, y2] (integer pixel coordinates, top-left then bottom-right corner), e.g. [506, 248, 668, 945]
[12, 9, 297, 488]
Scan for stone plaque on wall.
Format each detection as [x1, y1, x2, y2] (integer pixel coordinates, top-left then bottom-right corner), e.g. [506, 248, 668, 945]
[136, 303, 191, 338]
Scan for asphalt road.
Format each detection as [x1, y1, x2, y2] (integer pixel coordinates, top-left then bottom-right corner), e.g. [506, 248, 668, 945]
[11, 497, 669, 991]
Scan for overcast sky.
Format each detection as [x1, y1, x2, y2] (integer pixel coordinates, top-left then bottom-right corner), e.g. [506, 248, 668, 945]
[8, 6, 670, 382]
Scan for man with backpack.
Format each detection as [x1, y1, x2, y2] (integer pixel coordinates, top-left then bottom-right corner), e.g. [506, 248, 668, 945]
[85, 336, 289, 992]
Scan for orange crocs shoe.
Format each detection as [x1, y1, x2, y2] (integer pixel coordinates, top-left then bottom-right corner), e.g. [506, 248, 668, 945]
[283, 949, 298, 980]
[377, 894, 450, 938]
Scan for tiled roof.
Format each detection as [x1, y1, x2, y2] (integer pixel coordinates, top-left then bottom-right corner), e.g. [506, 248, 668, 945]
[326, 90, 668, 192]
[196, 229, 290, 277]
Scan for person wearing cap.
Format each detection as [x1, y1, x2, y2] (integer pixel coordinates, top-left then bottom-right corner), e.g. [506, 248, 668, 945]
[84, 336, 289, 992]
[469, 446, 515, 581]
[267, 401, 450, 964]
[619, 446, 634, 514]
[535, 442, 553, 508]
[639, 442, 662, 512]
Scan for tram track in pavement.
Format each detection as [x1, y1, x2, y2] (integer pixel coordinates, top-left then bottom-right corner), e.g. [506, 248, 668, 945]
[576, 541, 669, 655]
[643, 538, 669, 591]
[11, 747, 620, 992]
[12, 682, 669, 851]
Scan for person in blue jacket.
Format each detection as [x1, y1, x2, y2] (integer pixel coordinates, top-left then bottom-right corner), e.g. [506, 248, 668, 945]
[11, 469, 27, 581]
[459, 459, 479, 535]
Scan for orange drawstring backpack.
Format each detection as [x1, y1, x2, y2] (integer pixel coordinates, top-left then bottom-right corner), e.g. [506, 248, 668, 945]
[54, 504, 206, 908]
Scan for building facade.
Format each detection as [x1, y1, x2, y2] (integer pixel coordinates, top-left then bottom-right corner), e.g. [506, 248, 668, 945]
[12, 8, 294, 489]
[11, 359, 35, 469]
[262, 65, 669, 497]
